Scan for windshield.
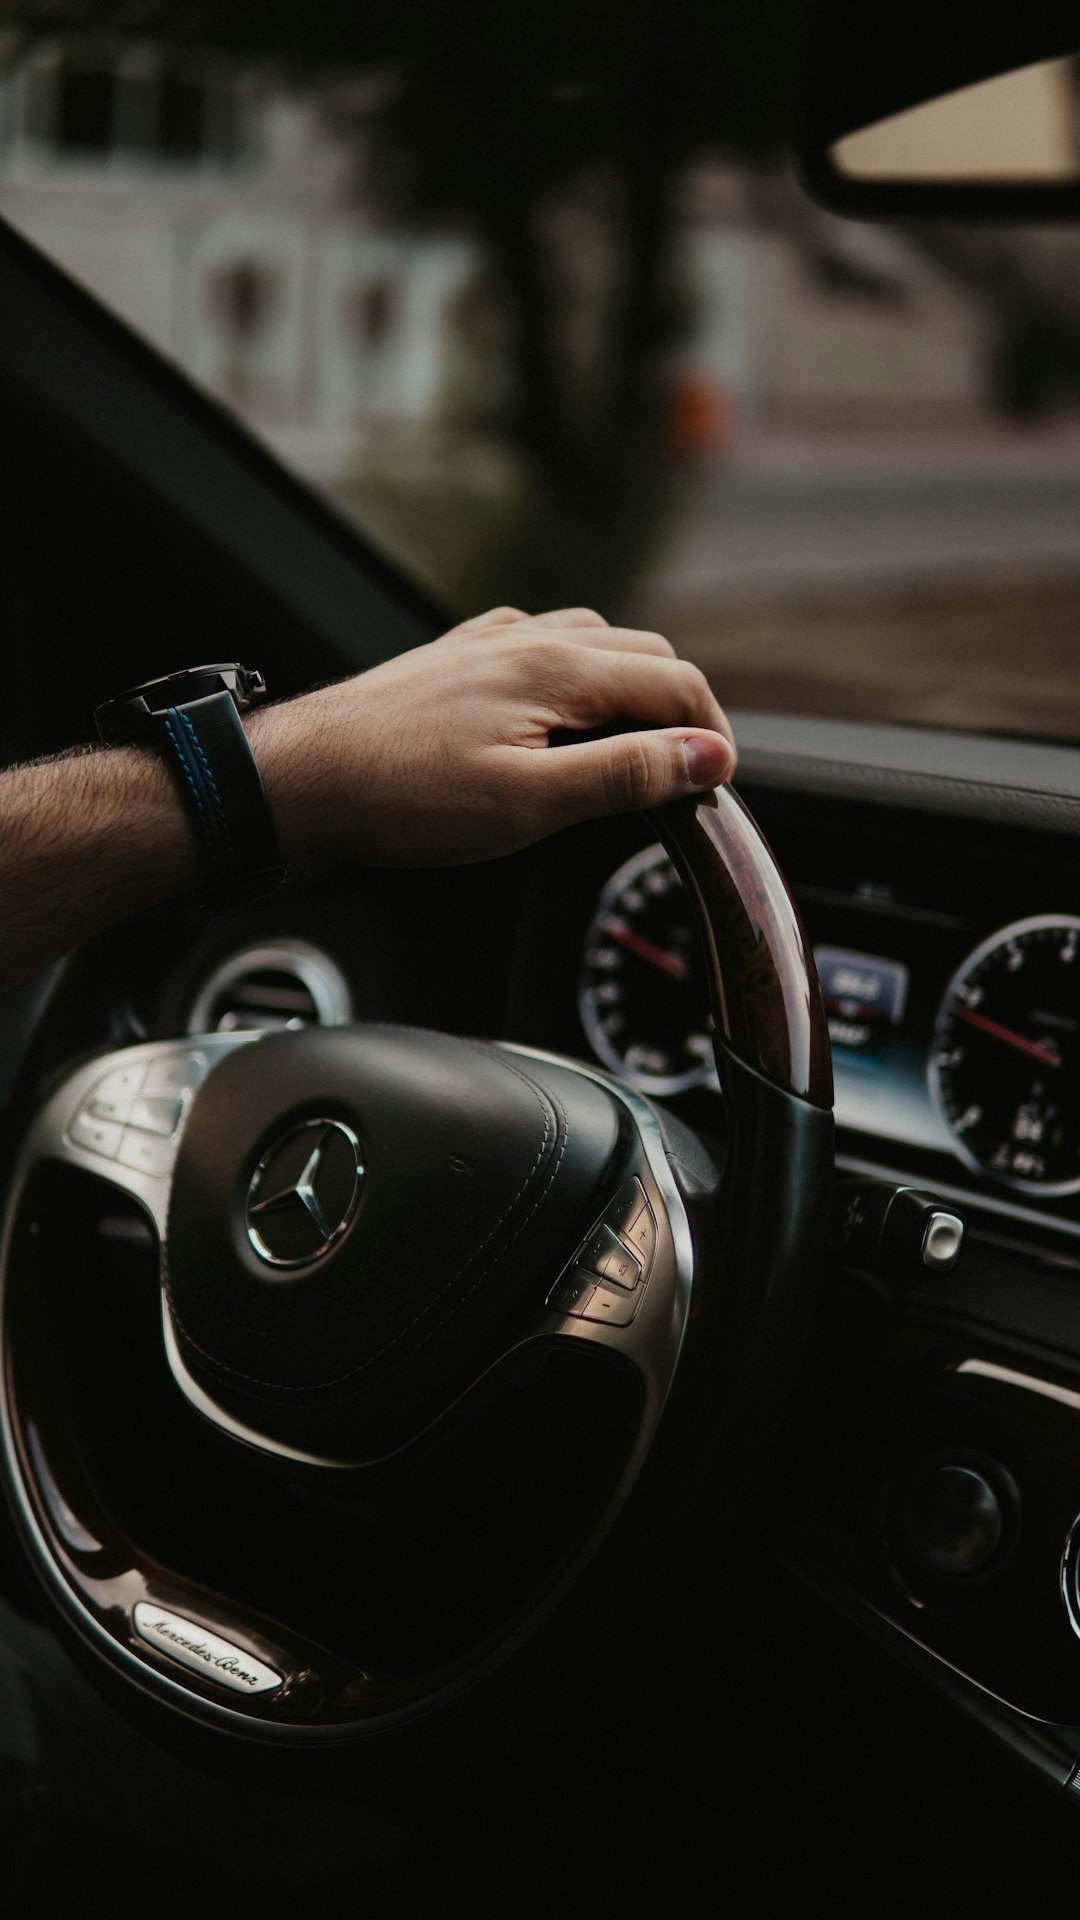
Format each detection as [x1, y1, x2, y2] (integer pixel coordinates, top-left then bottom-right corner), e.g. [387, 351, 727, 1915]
[2, 7, 1079, 742]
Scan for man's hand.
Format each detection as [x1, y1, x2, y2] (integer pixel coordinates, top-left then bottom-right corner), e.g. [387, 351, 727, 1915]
[249, 607, 736, 866]
[0, 608, 734, 990]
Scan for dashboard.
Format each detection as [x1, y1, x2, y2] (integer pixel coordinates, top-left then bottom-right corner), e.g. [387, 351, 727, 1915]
[96, 740, 1080, 1250]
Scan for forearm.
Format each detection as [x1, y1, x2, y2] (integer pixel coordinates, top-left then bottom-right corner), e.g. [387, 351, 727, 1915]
[0, 713, 324, 993]
[0, 745, 199, 991]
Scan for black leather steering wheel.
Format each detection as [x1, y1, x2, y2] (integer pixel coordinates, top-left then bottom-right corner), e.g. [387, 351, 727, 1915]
[0, 789, 832, 1763]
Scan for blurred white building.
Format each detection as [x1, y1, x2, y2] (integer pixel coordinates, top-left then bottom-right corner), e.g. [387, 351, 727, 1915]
[0, 39, 991, 480]
[0, 41, 478, 480]
[676, 167, 987, 442]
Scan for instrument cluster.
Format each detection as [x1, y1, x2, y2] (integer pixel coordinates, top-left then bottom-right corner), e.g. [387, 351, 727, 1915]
[578, 843, 1080, 1208]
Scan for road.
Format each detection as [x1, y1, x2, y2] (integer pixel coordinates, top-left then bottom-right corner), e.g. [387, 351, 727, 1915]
[631, 440, 1080, 738]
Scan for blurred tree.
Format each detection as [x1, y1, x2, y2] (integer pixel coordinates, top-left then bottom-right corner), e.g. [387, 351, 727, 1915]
[0, 1, 807, 608]
[909, 224, 1080, 423]
[993, 299, 1080, 417]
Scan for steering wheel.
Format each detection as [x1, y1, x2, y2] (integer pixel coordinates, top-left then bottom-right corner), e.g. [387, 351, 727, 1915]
[0, 788, 832, 1767]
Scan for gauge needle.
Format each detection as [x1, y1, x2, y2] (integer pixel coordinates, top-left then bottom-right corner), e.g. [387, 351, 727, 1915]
[957, 1007, 1060, 1067]
[601, 915, 689, 980]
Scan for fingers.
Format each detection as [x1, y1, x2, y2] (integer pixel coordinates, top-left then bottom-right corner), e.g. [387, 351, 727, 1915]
[531, 645, 732, 746]
[454, 606, 609, 633]
[449, 606, 674, 658]
[549, 626, 675, 657]
[521, 607, 664, 655]
[452, 605, 668, 652]
[508, 726, 736, 832]
[451, 606, 529, 634]
[527, 608, 609, 629]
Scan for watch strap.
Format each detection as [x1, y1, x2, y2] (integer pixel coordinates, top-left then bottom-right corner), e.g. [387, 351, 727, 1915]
[94, 665, 267, 744]
[149, 691, 285, 909]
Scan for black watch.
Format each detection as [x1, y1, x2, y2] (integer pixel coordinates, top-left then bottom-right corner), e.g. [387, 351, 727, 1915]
[94, 664, 286, 910]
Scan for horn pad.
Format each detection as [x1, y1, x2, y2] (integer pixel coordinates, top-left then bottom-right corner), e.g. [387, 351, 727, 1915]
[164, 1027, 622, 1453]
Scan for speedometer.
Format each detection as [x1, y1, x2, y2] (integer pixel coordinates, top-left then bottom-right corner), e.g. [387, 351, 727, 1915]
[930, 914, 1080, 1194]
[578, 845, 714, 1095]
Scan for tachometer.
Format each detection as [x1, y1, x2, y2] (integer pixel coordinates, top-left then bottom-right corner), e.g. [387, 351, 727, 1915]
[578, 845, 714, 1095]
[930, 914, 1080, 1194]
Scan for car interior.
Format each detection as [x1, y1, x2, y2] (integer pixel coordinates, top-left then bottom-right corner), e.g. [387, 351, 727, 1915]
[4, 3, 1080, 1910]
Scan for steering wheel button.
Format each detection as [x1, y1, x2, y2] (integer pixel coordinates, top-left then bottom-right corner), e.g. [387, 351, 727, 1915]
[620, 1202, 657, 1269]
[128, 1096, 183, 1137]
[580, 1282, 639, 1327]
[604, 1178, 647, 1234]
[600, 1247, 641, 1289]
[89, 1093, 133, 1124]
[547, 1271, 597, 1317]
[581, 1224, 641, 1290]
[579, 1225, 610, 1270]
[143, 1052, 207, 1099]
[91, 1062, 147, 1105]
[68, 1111, 123, 1159]
[117, 1129, 176, 1177]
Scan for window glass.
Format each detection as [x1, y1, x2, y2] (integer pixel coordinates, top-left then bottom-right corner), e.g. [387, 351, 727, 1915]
[2, 18, 1080, 742]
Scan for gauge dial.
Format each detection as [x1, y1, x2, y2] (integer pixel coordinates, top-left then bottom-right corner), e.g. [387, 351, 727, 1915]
[930, 914, 1080, 1194]
[578, 845, 714, 1095]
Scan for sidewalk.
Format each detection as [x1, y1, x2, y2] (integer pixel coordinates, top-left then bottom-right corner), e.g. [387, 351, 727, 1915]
[637, 426, 1080, 614]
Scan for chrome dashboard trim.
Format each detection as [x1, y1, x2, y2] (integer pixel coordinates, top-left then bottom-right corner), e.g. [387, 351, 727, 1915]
[186, 937, 353, 1034]
[956, 1359, 1080, 1413]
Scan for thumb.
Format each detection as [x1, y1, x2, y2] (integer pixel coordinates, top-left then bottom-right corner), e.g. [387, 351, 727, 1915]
[523, 727, 736, 830]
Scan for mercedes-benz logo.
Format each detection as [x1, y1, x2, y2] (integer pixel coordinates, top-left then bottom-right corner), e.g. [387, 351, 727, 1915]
[246, 1119, 364, 1270]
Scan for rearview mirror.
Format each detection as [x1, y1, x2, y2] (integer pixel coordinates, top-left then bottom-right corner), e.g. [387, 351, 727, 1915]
[802, 1, 1080, 218]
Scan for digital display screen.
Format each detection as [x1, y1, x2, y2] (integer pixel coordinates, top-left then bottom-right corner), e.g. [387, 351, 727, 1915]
[815, 946, 910, 1055]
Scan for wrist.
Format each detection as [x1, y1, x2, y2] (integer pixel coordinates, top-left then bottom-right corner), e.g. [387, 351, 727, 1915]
[107, 743, 204, 899]
[244, 698, 342, 866]
[95, 665, 286, 908]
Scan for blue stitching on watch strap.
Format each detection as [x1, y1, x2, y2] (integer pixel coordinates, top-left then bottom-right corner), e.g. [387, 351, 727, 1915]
[161, 714, 210, 834]
[176, 710, 234, 857]
[162, 708, 232, 882]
